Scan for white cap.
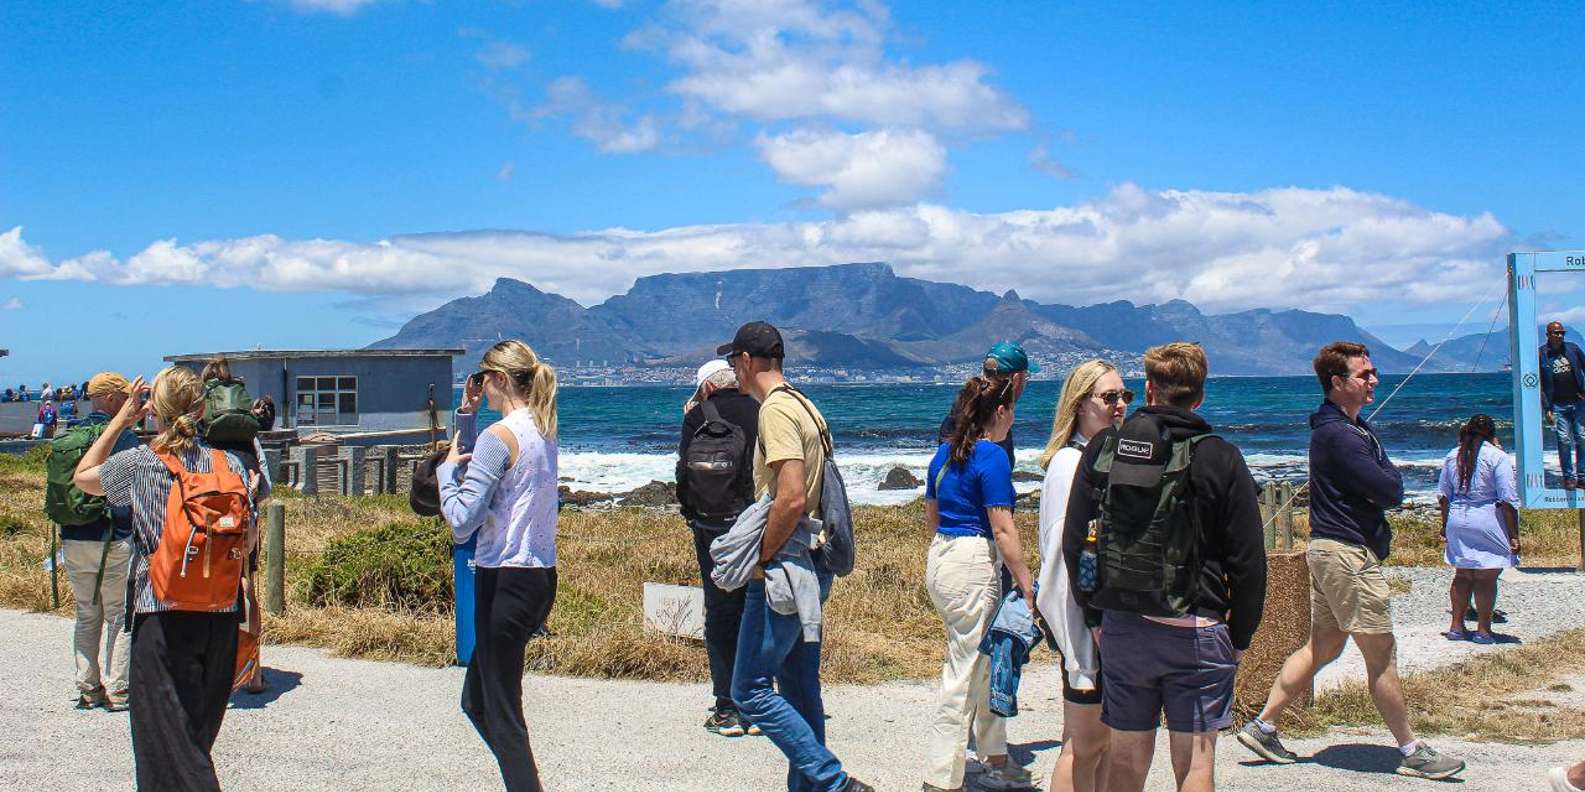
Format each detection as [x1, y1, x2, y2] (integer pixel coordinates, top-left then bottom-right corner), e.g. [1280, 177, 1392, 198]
[695, 358, 731, 388]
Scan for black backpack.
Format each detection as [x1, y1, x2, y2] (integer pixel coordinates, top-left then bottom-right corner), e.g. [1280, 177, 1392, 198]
[683, 400, 750, 522]
[1087, 411, 1212, 617]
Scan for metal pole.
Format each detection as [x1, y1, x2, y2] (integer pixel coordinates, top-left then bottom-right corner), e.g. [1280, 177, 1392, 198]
[266, 502, 286, 615]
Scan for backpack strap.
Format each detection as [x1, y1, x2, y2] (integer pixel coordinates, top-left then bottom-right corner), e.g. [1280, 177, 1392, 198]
[699, 398, 723, 425]
[768, 384, 834, 456]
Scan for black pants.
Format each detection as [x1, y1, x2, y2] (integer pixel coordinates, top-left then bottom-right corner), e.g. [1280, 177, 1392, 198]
[129, 610, 239, 792]
[691, 521, 748, 711]
[463, 566, 557, 792]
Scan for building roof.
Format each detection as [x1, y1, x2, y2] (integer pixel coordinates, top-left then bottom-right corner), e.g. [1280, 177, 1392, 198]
[164, 348, 465, 363]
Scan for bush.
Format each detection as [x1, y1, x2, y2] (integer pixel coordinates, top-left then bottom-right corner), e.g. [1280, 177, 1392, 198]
[298, 520, 453, 612]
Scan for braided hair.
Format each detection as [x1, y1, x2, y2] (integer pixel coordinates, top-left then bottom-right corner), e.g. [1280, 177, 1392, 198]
[947, 374, 1018, 466]
[1455, 414, 1498, 493]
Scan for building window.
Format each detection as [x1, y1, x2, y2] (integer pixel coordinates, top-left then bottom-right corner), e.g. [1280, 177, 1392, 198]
[295, 375, 358, 426]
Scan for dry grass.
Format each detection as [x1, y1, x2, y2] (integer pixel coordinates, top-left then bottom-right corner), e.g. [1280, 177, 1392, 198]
[1302, 629, 1585, 742]
[1385, 508, 1582, 568]
[0, 449, 1041, 683]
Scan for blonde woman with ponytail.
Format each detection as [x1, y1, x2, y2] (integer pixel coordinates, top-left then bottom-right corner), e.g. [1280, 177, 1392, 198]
[439, 339, 560, 792]
[74, 367, 269, 791]
[1035, 359, 1129, 792]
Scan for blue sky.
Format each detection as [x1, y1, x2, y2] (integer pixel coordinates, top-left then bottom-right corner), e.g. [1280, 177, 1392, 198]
[2, 0, 1582, 382]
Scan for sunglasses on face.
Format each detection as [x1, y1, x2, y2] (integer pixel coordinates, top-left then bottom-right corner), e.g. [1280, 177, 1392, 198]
[1354, 368, 1380, 381]
[1549, 330, 1566, 337]
[1095, 389, 1134, 406]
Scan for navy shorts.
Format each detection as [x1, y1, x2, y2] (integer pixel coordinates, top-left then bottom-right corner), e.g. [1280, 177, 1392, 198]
[1099, 611, 1237, 733]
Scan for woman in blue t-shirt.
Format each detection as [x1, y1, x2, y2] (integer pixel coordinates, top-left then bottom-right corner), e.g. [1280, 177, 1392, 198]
[921, 375, 1037, 792]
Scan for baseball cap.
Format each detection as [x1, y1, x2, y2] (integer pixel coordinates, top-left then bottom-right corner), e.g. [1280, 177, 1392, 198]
[695, 358, 731, 388]
[985, 341, 1040, 375]
[86, 372, 131, 397]
[716, 321, 785, 359]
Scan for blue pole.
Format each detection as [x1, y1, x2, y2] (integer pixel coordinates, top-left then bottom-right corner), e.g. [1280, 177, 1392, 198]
[453, 532, 478, 666]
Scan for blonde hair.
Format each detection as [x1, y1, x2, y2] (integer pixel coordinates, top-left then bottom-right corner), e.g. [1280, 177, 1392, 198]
[480, 340, 558, 439]
[1038, 359, 1116, 469]
[150, 367, 205, 455]
[1144, 342, 1208, 408]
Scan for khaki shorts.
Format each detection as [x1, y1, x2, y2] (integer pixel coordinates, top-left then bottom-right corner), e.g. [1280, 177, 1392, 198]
[1307, 538, 1393, 635]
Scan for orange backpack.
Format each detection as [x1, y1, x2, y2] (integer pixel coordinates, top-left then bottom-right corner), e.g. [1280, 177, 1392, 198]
[149, 448, 253, 611]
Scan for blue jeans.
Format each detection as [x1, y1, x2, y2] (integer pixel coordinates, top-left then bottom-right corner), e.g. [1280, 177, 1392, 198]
[732, 579, 847, 792]
[1553, 402, 1585, 481]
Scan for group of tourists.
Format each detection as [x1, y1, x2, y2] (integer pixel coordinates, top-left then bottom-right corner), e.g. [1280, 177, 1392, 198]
[38, 319, 1580, 792]
[6, 380, 80, 403]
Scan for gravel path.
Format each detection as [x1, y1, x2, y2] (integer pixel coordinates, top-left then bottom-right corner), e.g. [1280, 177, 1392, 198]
[1315, 565, 1585, 691]
[4, 607, 1583, 791]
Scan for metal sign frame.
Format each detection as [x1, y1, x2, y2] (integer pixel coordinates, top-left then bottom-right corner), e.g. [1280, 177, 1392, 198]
[1508, 250, 1585, 508]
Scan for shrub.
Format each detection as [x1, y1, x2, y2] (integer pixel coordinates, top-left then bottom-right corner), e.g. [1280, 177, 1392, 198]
[298, 520, 453, 612]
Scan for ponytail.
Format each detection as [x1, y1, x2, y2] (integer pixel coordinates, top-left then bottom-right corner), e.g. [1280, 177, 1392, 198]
[947, 375, 1017, 467]
[1455, 414, 1497, 493]
[527, 363, 557, 440]
[480, 339, 558, 440]
[149, 367, 205, 455]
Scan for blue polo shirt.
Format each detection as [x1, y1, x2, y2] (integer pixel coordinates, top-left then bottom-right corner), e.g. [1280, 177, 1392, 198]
[926, 439, 1017, 539]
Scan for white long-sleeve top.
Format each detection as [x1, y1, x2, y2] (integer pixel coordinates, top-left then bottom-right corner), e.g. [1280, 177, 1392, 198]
[437, 409, 558, 569]
[1035, 434, 1100, 692]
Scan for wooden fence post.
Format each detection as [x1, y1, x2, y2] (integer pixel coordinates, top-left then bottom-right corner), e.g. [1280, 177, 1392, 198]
[266, 502, 286, 615]
[1261, 486, 1276, 549]
[1278, 481, 1295, 549]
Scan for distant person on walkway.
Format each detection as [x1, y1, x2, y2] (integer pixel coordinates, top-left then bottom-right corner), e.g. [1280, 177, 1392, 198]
[921, 374, 1037, 792]
[73, 367, 268, 791]
[1437, 414, 1520, 644]
[1540, 322, 1585, 489]
[36, 399, 58, 437]
[251, 394, 277, 432]
[936, 341, 1039, 467]
[1063, 342, 1266, 792]
[48, 372, 141, 711]
[1035, 359, 1129, 792]
[41, 381, 55, 402]
[677, 358, 761, 737]
[1240, 341, 1465, 780]
[20, 383, 30, 402]
[59, 395, 77, 422]
[440, 339, 560, 792]
[720, 320, 874, 792]
[2, 387, 12, 402]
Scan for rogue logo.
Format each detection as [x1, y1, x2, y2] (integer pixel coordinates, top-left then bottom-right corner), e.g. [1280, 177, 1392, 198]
[1118, 439, 1154, 459]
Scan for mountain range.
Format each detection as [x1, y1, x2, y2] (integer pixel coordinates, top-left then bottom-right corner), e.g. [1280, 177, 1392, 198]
[371, 262, 1508, 376]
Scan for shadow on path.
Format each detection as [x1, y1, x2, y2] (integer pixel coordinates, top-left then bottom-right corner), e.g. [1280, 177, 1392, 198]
[1008, 739, 1062, 766]
[229, 667, 304, 709]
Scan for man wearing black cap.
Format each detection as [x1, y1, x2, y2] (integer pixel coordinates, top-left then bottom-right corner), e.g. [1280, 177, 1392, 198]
[718, 321, 874, 792]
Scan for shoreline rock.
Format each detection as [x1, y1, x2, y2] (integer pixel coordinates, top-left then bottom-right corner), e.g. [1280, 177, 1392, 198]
[878, 466, 922, 490]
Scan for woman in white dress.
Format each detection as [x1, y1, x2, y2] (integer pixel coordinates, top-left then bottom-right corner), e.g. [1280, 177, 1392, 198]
[1437, 414, 1520, 645]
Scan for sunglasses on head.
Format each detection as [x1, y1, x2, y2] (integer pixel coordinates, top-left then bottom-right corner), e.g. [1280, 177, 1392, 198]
[1096, 389, 1134, 406]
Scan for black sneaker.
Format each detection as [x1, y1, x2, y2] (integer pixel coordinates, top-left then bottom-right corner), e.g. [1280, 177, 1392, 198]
[704, 707, 746, 737]
[844, 780, 876, 792]
[1237, 721, 1298, 764]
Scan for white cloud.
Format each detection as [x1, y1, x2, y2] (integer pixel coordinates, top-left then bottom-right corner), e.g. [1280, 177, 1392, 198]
[2, 297, 21, 311]
[590, 0, 624, 7]
[288, 0, 380, 16]
[756, 128, 945, 209]
[534, 76, 660, 153]
[636, 0, 1027, 132]
[0, 185, 1510, 317]
[475, 41, 531, 70]
[496, 161, 516, 182]
[1028, 143, 1072, 179]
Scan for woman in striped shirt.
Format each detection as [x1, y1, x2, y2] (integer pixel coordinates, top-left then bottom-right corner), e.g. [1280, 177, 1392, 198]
[74, 367, 267, 791]
[440, 339, 560, 792]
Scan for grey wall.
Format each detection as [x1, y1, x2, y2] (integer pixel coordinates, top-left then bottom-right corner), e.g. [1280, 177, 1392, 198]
[175, 355, 454, 432]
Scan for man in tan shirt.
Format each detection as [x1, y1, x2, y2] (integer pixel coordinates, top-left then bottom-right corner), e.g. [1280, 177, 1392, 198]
[721, 321, 872, 792]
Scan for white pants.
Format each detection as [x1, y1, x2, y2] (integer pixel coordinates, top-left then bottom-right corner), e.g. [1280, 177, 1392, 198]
[63, 538, 132, 696]
[924, 534, 1007, 788]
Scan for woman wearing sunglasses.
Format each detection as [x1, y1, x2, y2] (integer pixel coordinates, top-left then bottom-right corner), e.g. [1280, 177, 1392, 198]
[439, 339, 560, 792]
[1034, 359, 1130, 792]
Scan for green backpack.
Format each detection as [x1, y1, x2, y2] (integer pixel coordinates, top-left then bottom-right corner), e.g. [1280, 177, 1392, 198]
[44, 422, 110, 527]
[204, 379, 260, 444]
[1087, 412, 1213, 618]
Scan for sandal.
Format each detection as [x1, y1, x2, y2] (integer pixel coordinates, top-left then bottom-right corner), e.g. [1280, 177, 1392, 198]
[1442, 629, 1469, 641]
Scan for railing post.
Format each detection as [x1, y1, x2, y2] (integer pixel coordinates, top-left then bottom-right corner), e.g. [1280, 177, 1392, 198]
[266, 502, 286, 615]
[1279, 481, 1295, 549]
[1261, 485, 1276, 550]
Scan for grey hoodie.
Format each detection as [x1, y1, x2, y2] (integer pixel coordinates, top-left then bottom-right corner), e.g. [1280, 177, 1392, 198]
[709, 495, 826, 642]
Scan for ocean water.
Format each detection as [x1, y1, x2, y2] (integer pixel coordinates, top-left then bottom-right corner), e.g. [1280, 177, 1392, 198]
[463, 373, 1516, 506]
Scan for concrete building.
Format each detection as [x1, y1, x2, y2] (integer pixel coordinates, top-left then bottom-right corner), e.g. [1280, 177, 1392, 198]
[164, 349, 463, 437]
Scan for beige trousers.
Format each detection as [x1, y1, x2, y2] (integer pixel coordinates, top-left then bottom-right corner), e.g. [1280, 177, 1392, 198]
[924, 533, 1007, 788]
[63, 537, 133, 696]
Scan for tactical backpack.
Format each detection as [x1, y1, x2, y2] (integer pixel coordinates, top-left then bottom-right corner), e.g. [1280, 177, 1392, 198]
[764, 385, 856, 577]
[1087, 412, 1212, 617]
[203, 379, 260, 444]
[44, 422, 110, 527]
[683, 400, 751, 522]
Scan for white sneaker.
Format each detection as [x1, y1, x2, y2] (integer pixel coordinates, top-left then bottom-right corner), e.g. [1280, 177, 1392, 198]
[1553, 766, 1585, 792]
[972, 761, 1033, 791]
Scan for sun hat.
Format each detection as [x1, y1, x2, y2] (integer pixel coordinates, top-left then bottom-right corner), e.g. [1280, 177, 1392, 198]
[86, 371, 131, 397]
[695, 358, 732, 388]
